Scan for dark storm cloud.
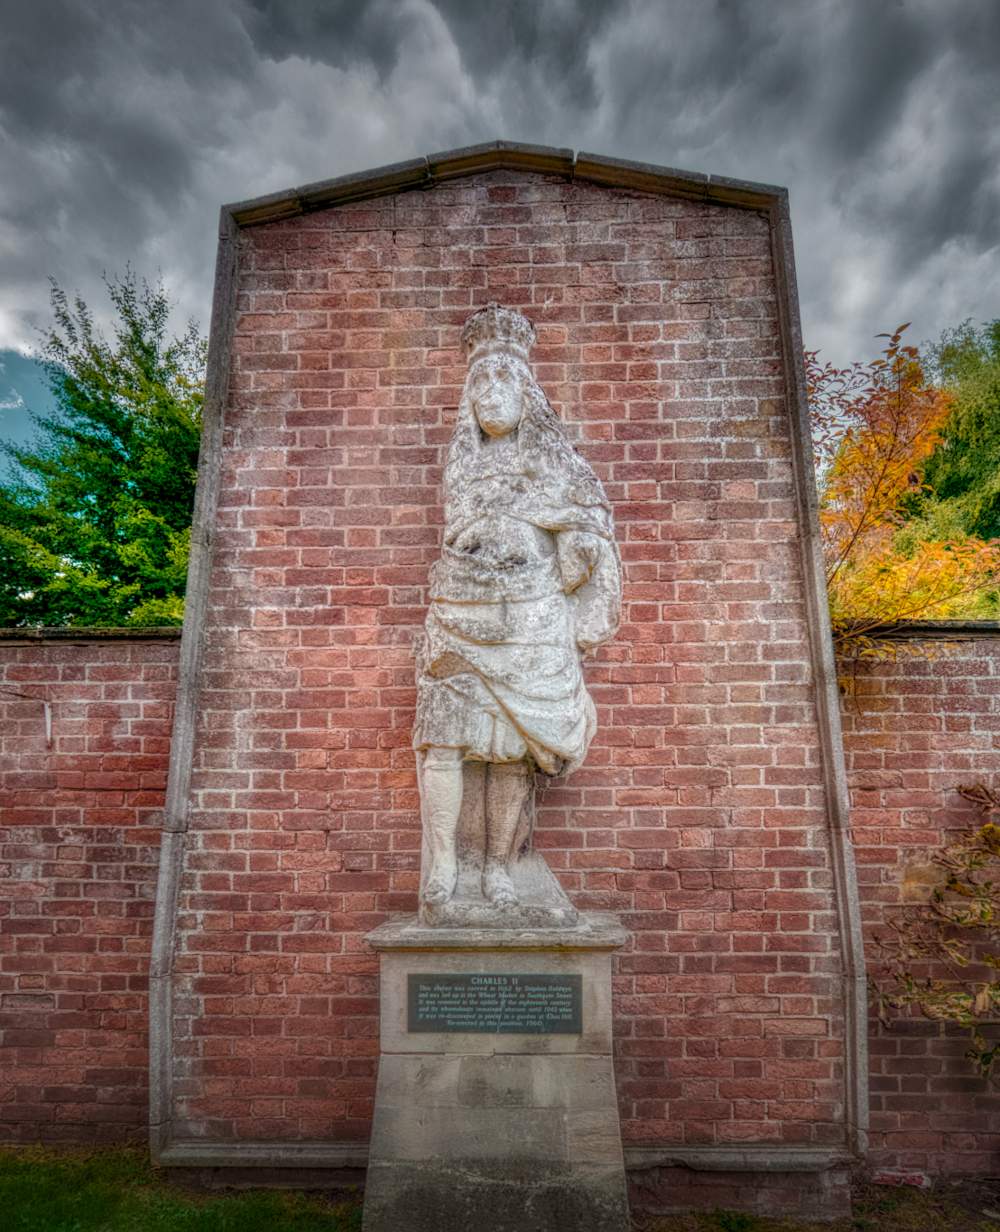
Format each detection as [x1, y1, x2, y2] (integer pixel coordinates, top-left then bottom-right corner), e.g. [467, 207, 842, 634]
[570, 0, 1000, 353]
[430, 0, 621, 109]
[0, 1, 246, 195]
[591, 0, 1000, 243]
[809, 2, 1000, 259]
[0, 0, 258, 337]
[243, 0, 420, 77]
[0, 0, 997, 369]
[244, 0, 626, 110]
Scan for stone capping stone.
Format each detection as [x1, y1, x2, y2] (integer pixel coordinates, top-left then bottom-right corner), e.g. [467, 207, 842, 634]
[850, 619, 1000, 641]
[149, 205, 240, 1163]
[0, 626, 182, 643]
[156, 1141, 371, 1170]
[227, 157, 430, 227]
[152, 1140, 849, 1176]
[766, 178, 868, 1158]
[427, 140, 575, 182]
[365, 911, 628, 952]
[149, 140, 869, 1169]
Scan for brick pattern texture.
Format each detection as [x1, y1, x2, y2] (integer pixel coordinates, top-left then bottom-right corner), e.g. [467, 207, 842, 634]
[1, 638, 998, 1175]
[841, 641, 1000, 1175]
[167, 168, 851, 1151]
[0, 639, 179, 1142]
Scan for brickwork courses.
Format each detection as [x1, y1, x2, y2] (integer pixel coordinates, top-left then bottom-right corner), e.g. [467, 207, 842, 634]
[840, 636, 1000, 1177]
[0, 635, 180, 1141]
[6, 634, 999, 1179]
[163, 162, 854, 1177]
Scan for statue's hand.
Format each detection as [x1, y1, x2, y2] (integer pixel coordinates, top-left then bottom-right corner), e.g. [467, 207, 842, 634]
[556, 531, 604, 593]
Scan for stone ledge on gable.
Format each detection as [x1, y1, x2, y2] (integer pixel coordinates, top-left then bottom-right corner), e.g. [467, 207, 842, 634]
[225, 141, 784, 230]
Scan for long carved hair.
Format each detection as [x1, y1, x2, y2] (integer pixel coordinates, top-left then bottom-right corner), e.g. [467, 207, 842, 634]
[443, 352, 615, 542]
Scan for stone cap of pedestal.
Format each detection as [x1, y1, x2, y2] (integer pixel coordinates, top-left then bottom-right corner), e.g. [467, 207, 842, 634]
[365, 910, 627, 953]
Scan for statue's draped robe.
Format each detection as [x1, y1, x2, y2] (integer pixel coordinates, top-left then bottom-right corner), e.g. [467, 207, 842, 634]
[413, 398, 622, 776]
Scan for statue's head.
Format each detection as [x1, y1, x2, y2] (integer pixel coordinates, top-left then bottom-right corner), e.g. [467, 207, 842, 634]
[466, 355, 525, 437]
[446, 304, 615, 546]
[459, 303, 537, 439]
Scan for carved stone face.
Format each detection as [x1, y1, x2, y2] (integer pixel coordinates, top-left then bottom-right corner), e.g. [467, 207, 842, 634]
[469, 359, 524, 438]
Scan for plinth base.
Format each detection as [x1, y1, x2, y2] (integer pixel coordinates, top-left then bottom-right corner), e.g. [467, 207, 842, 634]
[418, 850, 579, 930]
[362, 912, 630, 1232]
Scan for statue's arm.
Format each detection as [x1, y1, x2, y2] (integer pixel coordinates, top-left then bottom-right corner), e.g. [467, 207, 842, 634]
[556, 531, 623, 656]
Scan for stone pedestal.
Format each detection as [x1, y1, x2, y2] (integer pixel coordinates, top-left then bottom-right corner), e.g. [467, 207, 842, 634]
[362, 912, 630, 1232]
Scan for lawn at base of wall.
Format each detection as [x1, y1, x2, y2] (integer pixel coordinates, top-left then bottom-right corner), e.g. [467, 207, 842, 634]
[0, 1144, 362, 1232]
[4, 1143, 1000, 1232]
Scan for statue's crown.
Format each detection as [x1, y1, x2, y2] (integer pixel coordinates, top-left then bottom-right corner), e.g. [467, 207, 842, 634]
[460, 303, 536, 365]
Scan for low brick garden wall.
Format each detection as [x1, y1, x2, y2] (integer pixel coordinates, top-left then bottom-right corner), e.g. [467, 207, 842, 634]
[840, 630, 1000, 1176]
[0, 631, 180, 1142]
[3, 627, 1000, 1173]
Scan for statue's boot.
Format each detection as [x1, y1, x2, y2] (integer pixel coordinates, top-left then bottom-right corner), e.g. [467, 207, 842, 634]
[421, 750, 463, 905]
[482, 862, 518, 906]
[483, 760, 529, 906]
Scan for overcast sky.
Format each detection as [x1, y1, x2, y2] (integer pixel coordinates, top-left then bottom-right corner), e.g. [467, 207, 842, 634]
[1, 0, 999, 443]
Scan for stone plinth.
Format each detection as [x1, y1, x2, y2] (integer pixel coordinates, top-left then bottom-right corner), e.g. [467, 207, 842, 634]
[362, 912, 629, 1232]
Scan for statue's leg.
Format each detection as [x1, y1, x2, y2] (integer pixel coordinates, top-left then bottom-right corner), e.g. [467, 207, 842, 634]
[483, 759, 529, 906]
[420, 745, 464, 905]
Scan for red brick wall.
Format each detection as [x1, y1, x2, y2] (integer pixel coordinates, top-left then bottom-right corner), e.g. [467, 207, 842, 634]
[840, 640, 1000, 1176]
[0, 637, 179, 1142]
[167, 166, 853, 1152]
[4, 635, 1000, 1174]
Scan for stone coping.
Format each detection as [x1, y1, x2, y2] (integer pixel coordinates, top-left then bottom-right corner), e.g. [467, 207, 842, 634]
[365, 911, 628, 953]
[0, 626, 182, 642]
[223, 140, 786, 228]
[849, 619, 1000, 640]
[156, 1141, 370, 1170]
[623, 1145, 852, 1173]
[154, 1139, 849, 1175]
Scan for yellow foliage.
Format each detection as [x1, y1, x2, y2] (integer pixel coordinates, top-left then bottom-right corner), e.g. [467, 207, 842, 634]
[808, 326, 1000, 650]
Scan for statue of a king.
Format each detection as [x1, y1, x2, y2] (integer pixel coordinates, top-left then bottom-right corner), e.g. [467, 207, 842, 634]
[413, 303, 622, 918]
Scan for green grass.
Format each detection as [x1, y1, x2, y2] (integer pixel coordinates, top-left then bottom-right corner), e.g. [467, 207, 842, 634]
[0, 1145, 362, 1232]
[634, 1180, 1000, 1232]
[7, 1145, 1000, 1232]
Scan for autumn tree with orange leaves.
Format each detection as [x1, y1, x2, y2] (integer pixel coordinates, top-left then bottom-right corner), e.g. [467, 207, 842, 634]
[807, 326, 1000, 652]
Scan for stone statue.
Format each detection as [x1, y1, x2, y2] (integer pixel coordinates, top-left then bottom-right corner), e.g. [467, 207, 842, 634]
[412, 304, 622, 926]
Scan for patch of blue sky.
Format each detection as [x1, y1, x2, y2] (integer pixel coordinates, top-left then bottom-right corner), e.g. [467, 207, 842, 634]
[0, 350, 57, 469]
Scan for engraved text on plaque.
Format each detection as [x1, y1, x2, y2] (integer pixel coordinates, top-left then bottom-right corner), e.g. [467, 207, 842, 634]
[407, 973, 583, 1034]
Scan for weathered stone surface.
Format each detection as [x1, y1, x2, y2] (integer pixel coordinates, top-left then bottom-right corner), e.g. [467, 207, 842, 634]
[367, 911, 627, 952]
[413, 304, 622, 920]
[363, 915, 629, 1232]
[368, 913, 622, 1057]
[418, 760, 579, 929]
[363, 1158, 630, 1232]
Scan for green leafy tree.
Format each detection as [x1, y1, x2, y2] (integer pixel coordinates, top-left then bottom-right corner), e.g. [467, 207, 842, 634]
[912, 319, 1000, 551]
[0, 274, 205, 626]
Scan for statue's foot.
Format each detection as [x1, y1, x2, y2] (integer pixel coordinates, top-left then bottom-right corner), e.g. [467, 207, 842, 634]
[422, 856, 458, 906]
[482, 864, 519, 907]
